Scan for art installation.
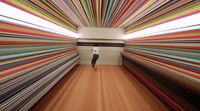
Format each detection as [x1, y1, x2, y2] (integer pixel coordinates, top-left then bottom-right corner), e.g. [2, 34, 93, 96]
[0, 17, 80, 111]
[0, 0, 199, 111]
[122, 30, 200, 110]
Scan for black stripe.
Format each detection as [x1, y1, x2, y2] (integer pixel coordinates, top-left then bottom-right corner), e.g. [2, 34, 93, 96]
[78, 38, 124, 41]
[77, 42, 124, 47]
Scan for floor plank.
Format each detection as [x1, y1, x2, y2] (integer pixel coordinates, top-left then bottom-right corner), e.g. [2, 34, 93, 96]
[31, 65, 168, 111]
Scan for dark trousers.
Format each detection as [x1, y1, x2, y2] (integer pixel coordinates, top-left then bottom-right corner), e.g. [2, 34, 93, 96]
[91, 54, 99, 68]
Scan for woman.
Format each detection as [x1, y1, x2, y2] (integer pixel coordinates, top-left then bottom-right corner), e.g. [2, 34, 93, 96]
[91, 45, 99, 70]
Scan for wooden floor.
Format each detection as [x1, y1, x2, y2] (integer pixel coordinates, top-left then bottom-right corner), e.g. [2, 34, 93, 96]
[31, 65, 168, 111]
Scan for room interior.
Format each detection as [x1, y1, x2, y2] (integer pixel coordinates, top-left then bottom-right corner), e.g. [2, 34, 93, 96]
[0, 0, 199, 111]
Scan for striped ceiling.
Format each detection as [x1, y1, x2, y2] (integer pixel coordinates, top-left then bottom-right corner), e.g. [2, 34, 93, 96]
[2, 0, 200, 33]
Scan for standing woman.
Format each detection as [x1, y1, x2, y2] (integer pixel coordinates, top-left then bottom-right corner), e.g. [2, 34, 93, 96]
[91, 44, 99, 70]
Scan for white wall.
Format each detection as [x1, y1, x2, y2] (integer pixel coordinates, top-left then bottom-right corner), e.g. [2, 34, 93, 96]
[78, 46, 123, 65]
[78, 27, 124, 65]
[78, 27, 124, 39]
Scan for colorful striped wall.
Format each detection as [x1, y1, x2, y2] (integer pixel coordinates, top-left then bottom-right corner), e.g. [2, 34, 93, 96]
[122, 30, 200, 111]
[3, 0, 199, 34]
[0, 20, 80, 110]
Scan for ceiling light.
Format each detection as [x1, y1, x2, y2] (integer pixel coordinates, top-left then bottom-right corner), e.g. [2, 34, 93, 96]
[0, 2, 79, 38]
[123, 13, 200, 39]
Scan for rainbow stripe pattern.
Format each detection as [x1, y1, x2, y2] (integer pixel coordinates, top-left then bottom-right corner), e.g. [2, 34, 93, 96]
[122, 30, 200, 110]
[2, 0, 200, 33]
[0, 19, 80, 110]
[1, 1, 200, 110]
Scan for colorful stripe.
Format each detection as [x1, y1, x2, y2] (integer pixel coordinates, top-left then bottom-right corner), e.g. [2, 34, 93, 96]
[122, 29, 200, 110]
[0, 15, 80, 110]
[2, 0, 199, 34]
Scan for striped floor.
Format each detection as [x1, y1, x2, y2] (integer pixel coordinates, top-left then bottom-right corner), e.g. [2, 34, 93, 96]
[31, 65, 168, 111]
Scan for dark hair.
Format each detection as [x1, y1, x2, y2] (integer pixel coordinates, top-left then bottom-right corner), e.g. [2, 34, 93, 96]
[94, 44, 98, 46]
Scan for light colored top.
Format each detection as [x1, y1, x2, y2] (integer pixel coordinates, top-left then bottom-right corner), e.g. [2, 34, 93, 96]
[92, 47, 99, 54]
